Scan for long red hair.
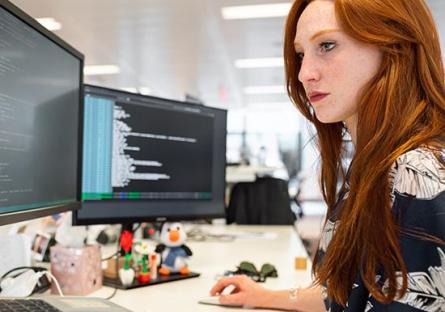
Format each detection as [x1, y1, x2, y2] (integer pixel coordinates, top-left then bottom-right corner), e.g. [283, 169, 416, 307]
[284, 0, 445, 306]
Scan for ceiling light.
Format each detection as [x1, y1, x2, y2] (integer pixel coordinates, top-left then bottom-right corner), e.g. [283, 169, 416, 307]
[121, 87, 138, 93]
[84, 65, 120, 76]
[243, 85, 286, 94]
[36, 17, 62, 31]
[221, 3, 291, 20]
[138, 87, 151, 95]
[235, 57, 284, 68]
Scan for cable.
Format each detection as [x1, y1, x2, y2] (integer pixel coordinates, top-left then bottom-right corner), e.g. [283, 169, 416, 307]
[101, 251, 119, 262]
[0, 266, 60, 298]
[104, 285, 118, 300]
[132, 223, 141, 232]
[0, 266, 46, 292]
[43, 271, 64, 297]
[1, 266, 42, 280]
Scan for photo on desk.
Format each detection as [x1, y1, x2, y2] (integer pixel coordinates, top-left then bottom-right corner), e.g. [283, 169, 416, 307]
[31, 232, 51, 262]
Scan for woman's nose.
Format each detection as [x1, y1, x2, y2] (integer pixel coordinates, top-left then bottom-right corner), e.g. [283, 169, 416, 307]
[298, 56, 320, 84]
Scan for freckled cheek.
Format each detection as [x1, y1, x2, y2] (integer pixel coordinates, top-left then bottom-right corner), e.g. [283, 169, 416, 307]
[352, 51, 381, 86]
[330, 64, 363, 100]
[325, 65, 349, 99]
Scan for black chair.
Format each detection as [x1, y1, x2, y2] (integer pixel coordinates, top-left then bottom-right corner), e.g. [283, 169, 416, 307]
[226, 177, 296, 225]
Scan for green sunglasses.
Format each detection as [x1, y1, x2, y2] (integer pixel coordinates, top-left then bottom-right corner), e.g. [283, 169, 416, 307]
[225, 261, 278, 283]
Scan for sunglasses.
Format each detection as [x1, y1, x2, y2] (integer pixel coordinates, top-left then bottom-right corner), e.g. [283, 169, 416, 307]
[225, 261, 278, 283]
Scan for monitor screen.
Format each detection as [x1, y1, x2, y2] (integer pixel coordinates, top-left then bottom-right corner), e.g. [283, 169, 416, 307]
[0, 1, 83, 225]
[74, 85, 227, 225]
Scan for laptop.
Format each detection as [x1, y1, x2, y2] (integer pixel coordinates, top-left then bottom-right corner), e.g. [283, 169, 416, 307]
[0, 296, 132, 312]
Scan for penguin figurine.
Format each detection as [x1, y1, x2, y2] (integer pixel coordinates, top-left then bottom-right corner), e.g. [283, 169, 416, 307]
[155, 222, 192, 276]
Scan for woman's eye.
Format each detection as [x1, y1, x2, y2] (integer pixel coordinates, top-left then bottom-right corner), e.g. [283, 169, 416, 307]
[320, 41, 336, 52]
[296, 52, 304, 60]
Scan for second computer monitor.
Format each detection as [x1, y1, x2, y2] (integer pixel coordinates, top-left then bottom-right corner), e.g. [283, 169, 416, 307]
[74, 85, 227, 225]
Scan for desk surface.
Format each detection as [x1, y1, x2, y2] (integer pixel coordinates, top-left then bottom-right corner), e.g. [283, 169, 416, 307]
[93, 225, 313, 312]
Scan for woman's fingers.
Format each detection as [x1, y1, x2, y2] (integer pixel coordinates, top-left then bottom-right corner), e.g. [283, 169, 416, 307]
[209, 275, 247, 296]
[210, 277, 237, 295]
[219, 293, 245, 306]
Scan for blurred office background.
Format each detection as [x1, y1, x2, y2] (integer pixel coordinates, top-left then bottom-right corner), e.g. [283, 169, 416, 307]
[10, 0, 445, 236]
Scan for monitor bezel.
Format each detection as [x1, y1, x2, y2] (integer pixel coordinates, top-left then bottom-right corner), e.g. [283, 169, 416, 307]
[0, 0, 84, 225]
[74, 84, 227, 225]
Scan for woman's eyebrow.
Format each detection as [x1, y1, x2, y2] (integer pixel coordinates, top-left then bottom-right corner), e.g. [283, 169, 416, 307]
[294, 28, 341, 49]
[310, 29, 340, 41]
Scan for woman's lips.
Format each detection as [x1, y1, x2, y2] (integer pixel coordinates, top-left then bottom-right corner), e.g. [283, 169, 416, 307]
[309, 93, 329, 103]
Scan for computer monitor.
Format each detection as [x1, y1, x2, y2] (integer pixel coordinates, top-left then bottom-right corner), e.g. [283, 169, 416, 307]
[0, 0, 83, 226]
[73, 85, 227, 225]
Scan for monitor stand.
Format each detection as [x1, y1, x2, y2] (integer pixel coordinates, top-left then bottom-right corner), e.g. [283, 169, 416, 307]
[105, 222, 200, 290]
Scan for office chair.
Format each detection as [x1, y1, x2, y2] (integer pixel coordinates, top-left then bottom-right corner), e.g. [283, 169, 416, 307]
[226, 177, 296, 225]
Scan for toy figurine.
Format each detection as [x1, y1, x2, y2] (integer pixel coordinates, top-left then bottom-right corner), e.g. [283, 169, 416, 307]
[133, 241, 151, 284]
[155, 222, 192, 276]
[149, 253, 158, 280]
[118, 230, 134, 286]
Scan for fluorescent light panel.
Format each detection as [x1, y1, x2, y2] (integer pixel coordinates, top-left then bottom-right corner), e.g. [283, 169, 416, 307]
[221, 3, 291, 20]
[121, 87, 138, 93]
[84, 65, 120, 76]
[235, 57, 283, 68]
[121, 87, 152, 95]
[138, 87, 151, 95]
[36, 17, 62, 31]
[244, 85, 286, 94]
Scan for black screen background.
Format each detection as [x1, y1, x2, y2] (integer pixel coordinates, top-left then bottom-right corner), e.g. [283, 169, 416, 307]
[114, 102, 213, 193]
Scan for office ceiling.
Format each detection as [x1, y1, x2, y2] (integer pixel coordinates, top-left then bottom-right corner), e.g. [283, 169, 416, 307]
[9, 0, 445, 111]
[9, 0, 292, 110]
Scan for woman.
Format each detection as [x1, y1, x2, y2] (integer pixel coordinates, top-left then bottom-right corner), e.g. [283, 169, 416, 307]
[210, 0, 445, 311]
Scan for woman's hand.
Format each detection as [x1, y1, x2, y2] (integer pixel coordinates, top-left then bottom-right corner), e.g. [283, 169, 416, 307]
[209, 275, 273, 308]
[210, 275, 327, 312]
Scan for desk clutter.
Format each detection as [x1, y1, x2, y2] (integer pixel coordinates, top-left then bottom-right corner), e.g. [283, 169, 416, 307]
[102, 222, 199, 290]
[1, 218, 201, 297]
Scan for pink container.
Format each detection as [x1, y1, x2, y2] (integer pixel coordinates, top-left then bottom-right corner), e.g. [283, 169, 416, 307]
[50, 244, 102, 295]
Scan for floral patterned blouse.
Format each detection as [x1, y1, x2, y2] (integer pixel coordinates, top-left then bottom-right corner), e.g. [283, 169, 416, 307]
[319, 147, 445, 312]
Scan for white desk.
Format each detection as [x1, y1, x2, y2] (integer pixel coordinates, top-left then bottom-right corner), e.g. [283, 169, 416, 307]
[93, 225, 313, 312]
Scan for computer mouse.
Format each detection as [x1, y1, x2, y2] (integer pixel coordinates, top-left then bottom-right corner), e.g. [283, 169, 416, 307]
[198, 296, 243, 308]
[198, 284, 241, 307]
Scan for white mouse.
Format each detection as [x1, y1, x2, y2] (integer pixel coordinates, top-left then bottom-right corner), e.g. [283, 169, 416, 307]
[198, 284, 242, 307]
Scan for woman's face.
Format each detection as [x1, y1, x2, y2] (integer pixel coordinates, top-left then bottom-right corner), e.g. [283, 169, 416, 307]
[294, 0, 382, 125]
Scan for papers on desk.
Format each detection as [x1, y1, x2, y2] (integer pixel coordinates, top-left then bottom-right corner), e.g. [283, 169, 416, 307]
[186, 226, 278, 242]
[226, 231, 278, 240]
[204, 227, 278, 240]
